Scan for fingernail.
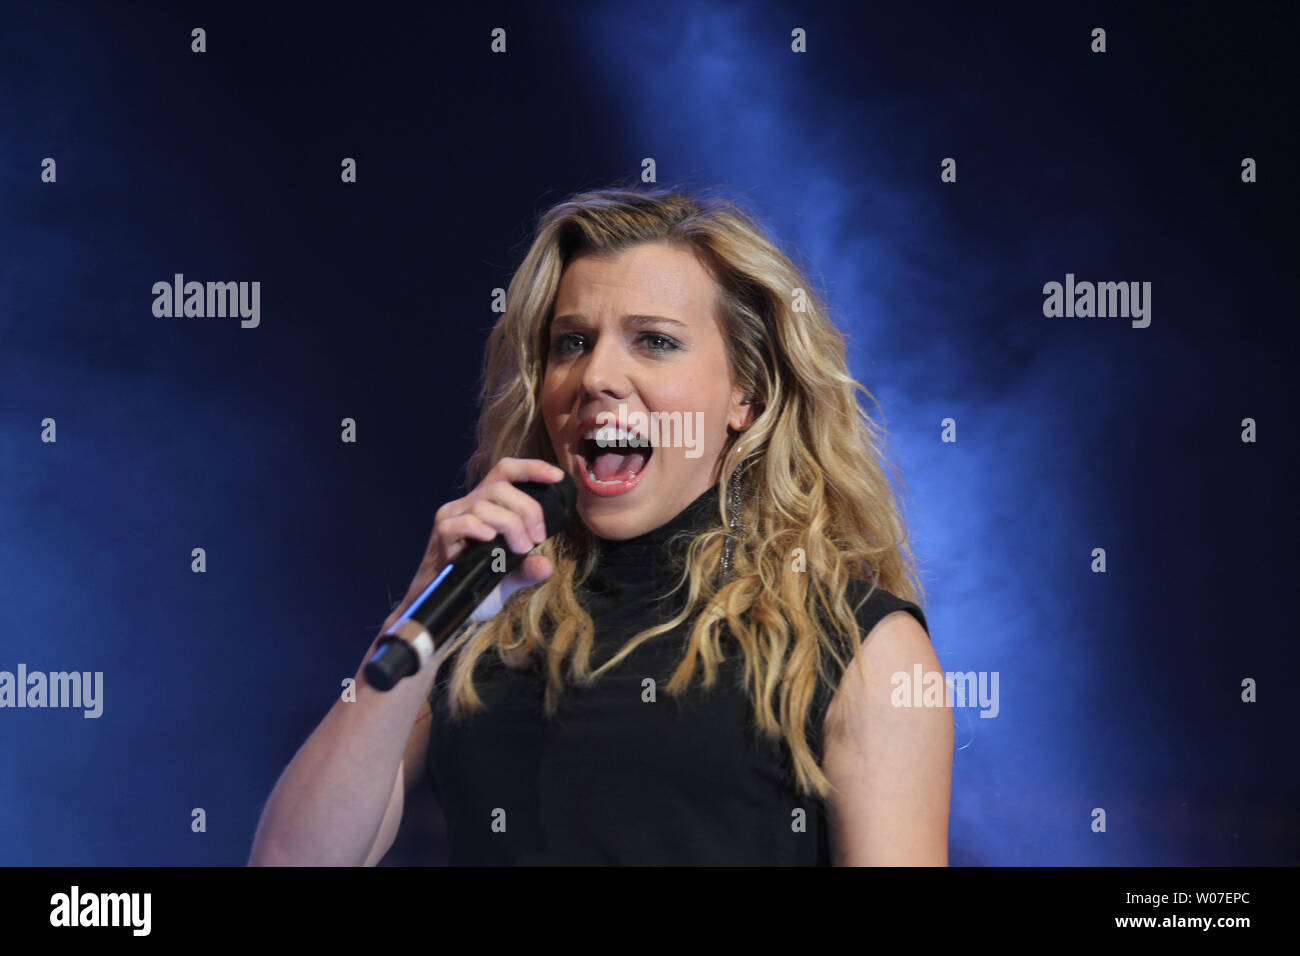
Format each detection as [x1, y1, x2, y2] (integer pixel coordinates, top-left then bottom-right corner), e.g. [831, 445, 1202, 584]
[532, 522, 546, 541]
[550, 465, 565, 479]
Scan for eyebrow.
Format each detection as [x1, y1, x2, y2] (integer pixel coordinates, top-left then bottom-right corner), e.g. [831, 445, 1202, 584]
[550, 313, 688, 330]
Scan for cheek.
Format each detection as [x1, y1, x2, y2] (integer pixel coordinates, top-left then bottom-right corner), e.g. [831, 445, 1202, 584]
[541, 383, 575, 447]
[651, 411, 725, 471]
[543, 410, 564, 448]
[539, 374, 563, 415]
[665, 385, 729, 435]
[541, 364, 576, 404]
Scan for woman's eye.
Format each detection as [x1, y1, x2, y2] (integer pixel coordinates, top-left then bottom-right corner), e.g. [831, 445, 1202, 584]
[640, 333, 679, 352]
[551, 332, 679, 354]
[548, 332, 676, 356]
[551, 333, 583, 353]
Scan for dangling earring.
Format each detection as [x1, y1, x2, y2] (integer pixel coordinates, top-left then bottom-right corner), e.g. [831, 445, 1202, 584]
[719, 464, 747, 581]
[720, 397, 755, 582]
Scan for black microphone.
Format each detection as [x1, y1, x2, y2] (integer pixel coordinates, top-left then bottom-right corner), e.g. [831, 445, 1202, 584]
[364, 471, 577, 691]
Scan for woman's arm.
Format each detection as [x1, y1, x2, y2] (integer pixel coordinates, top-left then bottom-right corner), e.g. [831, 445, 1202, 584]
[250, 457, 561, 866]
[821, 610, 953, 865]
[360, 691, 440, 866]
[247, 630, 441, 867]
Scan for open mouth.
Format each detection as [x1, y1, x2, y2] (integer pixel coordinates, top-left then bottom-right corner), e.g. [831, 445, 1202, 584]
[577, 434, 654, 484]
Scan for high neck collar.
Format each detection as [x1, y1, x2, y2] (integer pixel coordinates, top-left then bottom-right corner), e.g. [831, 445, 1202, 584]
[588, 484, 722, 576]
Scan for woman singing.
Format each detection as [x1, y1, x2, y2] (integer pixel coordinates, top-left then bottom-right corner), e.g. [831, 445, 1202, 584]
[249, 185, 952, 866]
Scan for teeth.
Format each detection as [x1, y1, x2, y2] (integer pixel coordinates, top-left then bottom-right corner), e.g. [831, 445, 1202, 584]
[582, 425, 649, 448]
[578, 421, 651, 485]
[587, 465, 642, 484]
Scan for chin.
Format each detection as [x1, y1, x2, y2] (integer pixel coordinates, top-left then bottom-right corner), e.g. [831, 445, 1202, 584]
[577, 502, 641, 540]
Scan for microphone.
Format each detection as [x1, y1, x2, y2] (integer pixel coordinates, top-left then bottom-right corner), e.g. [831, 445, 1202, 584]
[363, 471, 577, 691]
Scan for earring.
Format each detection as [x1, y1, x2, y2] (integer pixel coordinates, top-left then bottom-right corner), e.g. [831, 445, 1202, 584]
[719, 465, 747, 581]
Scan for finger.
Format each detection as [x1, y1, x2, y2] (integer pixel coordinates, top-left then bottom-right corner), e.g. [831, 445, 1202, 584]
[435, 512, 499, 562]
[467, 499, 535, 555]
[514, 554, 554, 586]
[478, 480, 558, 544]
[490, 457, 568, 487]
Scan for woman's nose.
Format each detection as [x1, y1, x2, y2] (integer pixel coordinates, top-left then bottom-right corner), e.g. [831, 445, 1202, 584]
[580, 336, 631, 398]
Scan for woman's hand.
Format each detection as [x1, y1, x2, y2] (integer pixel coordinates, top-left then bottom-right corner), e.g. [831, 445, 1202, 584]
[382, 457, 568, 632]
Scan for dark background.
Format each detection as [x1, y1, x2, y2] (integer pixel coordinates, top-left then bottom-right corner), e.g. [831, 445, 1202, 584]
[1, 0, 1295, 865]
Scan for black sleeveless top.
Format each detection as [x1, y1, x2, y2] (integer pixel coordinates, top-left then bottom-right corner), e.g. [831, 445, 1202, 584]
[426, 485, 928, 865]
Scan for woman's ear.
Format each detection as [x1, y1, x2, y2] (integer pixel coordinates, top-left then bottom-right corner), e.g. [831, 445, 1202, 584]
[728, 388, 755, 432]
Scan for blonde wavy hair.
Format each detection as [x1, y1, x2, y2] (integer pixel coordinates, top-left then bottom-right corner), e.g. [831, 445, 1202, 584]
[439, 183, 926, 800]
